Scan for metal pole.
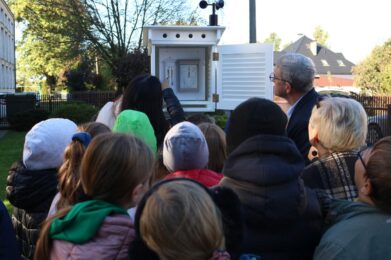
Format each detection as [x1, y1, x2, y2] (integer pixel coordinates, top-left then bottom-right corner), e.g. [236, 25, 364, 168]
[249, 0, 256, 43]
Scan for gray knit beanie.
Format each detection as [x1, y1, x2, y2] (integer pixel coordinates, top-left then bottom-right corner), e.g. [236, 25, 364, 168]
[163, 122, 209, 172]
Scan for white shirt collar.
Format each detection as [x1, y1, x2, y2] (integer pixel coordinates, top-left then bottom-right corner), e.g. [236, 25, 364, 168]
[287, 95, 305, 119]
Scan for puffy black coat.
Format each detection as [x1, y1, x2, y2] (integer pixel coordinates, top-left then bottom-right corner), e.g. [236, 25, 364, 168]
[6, 161, 58, 260]
[220, 135, 323, 260]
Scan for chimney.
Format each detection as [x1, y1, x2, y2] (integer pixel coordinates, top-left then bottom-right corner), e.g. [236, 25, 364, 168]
[310, 41, 318, 56]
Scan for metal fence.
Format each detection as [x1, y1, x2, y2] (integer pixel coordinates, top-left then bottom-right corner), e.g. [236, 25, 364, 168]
[0, 91, 116, 129]
[1, 92, 391, 145]
[352, 94, 391, 145]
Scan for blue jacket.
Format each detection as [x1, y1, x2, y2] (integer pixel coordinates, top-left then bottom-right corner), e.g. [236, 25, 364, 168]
[315, 200, 391, 260]
[0, 200, 20, 260]
[287, 88, 319, 165]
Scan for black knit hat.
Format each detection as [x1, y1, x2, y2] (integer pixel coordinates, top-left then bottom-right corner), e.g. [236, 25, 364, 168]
[226, 97, 288, 154]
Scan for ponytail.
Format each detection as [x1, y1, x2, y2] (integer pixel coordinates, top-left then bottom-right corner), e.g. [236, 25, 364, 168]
[35, 207, 71, 259]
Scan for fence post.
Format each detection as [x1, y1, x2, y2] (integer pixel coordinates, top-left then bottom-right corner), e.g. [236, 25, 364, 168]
[388, 105, 391, 137]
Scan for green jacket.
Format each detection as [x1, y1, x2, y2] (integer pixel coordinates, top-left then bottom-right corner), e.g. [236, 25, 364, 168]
[314, 200, 391, 260]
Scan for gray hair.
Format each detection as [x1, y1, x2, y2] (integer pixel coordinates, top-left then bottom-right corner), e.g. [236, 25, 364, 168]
[276, 53, 316, 93]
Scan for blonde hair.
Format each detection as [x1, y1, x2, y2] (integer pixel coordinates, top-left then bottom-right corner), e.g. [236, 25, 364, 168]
[198, 123, 227, 172]
[140, 181, 225, 260]
[81, 133, 154, 206]
[309, 97, 367, 152]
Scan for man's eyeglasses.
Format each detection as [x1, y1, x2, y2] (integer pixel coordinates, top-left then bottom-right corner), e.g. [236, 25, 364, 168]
[269, 73, 290, 84]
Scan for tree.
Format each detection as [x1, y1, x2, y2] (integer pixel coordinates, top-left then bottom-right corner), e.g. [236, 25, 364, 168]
[63, 56, 103, 91]
[313, 25, 329, 47]
[11, 0, 200, 91]
[262, 32, 282, 51]
[65, 0, 199, 90]
[9, 0, 86, 92]
[353, 38, 391, 94]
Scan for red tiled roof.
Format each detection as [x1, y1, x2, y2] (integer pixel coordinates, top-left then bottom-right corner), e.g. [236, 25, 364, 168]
[314, 75, 354, 87]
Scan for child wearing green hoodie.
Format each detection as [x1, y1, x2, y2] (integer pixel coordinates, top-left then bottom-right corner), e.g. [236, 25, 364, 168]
[34, 133, 154, 259]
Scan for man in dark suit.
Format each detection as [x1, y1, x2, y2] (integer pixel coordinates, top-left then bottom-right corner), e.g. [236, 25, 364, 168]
[271, 53, 319, 164]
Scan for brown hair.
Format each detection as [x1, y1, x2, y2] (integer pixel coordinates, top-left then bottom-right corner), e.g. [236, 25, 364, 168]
[78, 122, 111, 138]
[81, 133, 154, 205]
[198, 123, 227, 172]
[150, 149, 170, 184]
[35, 133, 154, 259]
[365, 136, 391, 214]
[140, 181, 225, 260]
[56, 122, 111, 210]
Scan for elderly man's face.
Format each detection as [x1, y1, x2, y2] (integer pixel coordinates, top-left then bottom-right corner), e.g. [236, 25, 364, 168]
[272, 66, 288, 98]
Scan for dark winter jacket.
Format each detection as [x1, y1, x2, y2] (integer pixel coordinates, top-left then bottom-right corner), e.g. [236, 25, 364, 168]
[220, 135, 323, 260]
[287, 88, 319, 165]
[6, 161, 58, 260]
[0, 200, 20, 260]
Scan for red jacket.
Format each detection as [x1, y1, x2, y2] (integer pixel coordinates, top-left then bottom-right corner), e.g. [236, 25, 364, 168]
[164, 169, 223, 188]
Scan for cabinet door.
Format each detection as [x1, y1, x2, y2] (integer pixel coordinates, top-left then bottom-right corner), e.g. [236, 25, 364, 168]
[216, 43, 273, 110]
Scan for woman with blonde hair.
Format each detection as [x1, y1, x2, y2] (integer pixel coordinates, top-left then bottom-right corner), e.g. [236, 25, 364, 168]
[302, 97, 368, 201]
[35, 133, 154, 259]
[129, 179, 236, 260]
[198, 123, 227, 173]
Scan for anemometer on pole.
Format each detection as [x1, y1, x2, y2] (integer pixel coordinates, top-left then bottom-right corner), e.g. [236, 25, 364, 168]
[199, 0, 224, 26]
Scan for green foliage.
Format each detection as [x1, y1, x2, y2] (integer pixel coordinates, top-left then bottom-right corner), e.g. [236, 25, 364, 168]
[10, 0, 84, 91]
[64, 57, 102, 92]
[211, 111, 228, 131]
[10, 0, 197, 91]
[313, 25, 329, 47]
[115, 48, 150, 90]
[8, 109, 50, 131]
[353, 39, 391, 94]
[50, 103, 98, 124]
[263, 32, 282, 51]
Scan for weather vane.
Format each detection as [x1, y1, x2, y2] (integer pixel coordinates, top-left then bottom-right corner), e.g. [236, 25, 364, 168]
[199, 0, 224, 26]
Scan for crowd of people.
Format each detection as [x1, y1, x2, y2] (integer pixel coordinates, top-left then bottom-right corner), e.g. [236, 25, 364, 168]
[1, 52, 391, 260]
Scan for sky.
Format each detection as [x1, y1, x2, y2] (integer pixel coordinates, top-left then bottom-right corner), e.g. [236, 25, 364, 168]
[193, 0, 391, 64]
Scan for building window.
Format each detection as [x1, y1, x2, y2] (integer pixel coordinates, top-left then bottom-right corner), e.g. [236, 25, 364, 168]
[321, 59, 329, 66]
[337, 60, 345, 67]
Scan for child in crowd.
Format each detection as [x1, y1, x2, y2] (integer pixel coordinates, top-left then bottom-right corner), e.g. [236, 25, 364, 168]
[6, 118, 77, 260]
[113, 109, 157, 153]
[314, 136, 391, 259]
[163, 121, 222, 187]
[129, 179, 230, 260]
[49, 122, 111, 216]
[198, 122, 227, 173]
[302, 97, 367, 201]
[220, 97, 322, 259]
[186, 113, 215, 125]
[96, 75, 185, 147]
[35, 133, 154, 259]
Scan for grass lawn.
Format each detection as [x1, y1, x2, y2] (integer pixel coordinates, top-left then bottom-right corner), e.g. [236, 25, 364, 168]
[0, 131, 26, 211]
